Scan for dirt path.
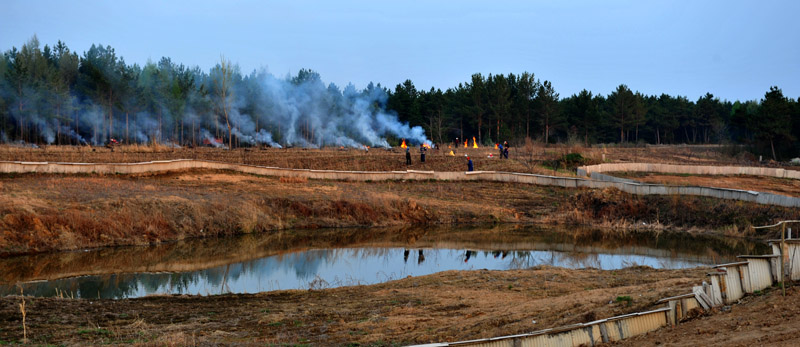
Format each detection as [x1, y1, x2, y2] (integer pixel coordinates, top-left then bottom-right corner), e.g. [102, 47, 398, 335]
[0, 266, 707, 345]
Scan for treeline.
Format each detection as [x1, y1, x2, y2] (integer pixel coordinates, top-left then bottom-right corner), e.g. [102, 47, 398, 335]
[0, 36, 427, 150]
[388, 75, 800, 160]
[2, 36, 799, 159]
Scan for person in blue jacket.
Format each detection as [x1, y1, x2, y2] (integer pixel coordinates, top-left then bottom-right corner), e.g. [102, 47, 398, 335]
[467, 156, 474, 171]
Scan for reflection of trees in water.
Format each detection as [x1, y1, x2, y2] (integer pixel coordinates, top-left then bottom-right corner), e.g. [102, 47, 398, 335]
[1, 241, 716, 299]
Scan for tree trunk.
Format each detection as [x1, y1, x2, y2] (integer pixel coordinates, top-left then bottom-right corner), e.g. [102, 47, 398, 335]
[771, 139, 777, 161]
[656, 126, 660, 145]
[526, 111, 530, 139]
[496, 118, 500, 143]
[478, 117, 482, 144]
[75, 110, 79, 145]
[108, 89, 113, 142]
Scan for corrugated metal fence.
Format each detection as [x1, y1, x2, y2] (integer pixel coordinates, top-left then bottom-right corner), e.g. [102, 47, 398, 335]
[414, 238, 800, 347]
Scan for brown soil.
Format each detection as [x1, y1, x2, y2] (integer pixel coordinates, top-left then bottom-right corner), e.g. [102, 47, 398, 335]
[0, 266, 707, 345]
[616, 172, 800, 197]
[616, 285, 800, 347]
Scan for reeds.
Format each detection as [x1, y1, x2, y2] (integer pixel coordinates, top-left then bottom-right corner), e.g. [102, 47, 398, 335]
[18, 287, 27, 343]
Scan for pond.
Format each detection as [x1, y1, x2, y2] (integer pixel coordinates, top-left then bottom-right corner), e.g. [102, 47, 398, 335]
[0, 225, 768, 299]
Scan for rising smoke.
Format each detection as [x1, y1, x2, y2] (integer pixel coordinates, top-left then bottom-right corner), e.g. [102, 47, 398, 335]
[0, 42, 431, 149]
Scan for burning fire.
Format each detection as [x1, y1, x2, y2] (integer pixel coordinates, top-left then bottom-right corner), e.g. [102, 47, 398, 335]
[472, 137, 478, 148]
[494, 143, 498, 149]
[422, 143, 431, 149]
[463, 140, 467, 148]
[400, 139, 407, 148]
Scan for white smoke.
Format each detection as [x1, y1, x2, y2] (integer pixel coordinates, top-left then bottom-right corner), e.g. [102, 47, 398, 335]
[200, 129, 223, 148]
[242, 73, 431, 148]
[255, 129, 281, 148]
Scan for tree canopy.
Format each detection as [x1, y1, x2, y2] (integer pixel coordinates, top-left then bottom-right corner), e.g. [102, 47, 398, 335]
[2, 36, 799, 159]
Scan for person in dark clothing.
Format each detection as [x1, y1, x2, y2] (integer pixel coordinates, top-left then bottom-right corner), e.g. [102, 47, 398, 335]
[498, 143, 504, 158]
[405, 147, 411, 165]
[467, 156, 474, 171]
[502, 141, 510, 159]
[420, 144, 426, 163]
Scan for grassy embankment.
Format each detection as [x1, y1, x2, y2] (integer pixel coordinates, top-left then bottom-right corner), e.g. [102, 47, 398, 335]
[1, 168, 797, 256]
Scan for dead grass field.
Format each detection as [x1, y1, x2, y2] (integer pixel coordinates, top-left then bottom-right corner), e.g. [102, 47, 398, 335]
[0, 266, 708, 345]
[0, 143, 761, 174]
[1, 144, 799, 345]
[1, 169, 798, 257]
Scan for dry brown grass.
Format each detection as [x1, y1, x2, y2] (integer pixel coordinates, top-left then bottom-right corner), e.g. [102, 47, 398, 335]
[279, 176, 308, 184]
[0, 266, 709, 345]
[0, 143, 748, 174]
[1, 168, 795, 256]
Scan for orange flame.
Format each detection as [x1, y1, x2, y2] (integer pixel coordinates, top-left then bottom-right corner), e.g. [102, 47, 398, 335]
[494, 143, 498, 149]
[472, 137, 478, 148]
[422, 143, 431, 149]
[463, 140, 467, 148]
[400, 139, 407, 148]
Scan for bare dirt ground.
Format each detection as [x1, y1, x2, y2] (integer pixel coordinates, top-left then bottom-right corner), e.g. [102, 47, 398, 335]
[616, 285, 800, 347]
[0, 266, 707, 345]
[614, 172, 800, 197]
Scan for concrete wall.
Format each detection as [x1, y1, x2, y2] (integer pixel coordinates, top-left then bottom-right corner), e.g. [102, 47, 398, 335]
[3, 159, 800, 208]
[578, 163, 800, 180]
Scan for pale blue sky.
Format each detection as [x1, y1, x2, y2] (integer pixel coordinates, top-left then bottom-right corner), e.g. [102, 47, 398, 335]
[2, 0, 798, 101]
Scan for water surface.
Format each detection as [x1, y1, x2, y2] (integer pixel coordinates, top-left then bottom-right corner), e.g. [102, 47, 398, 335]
[0, 226, 767, 299]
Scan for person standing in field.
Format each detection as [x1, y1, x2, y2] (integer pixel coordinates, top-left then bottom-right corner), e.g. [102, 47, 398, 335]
[406, 147, 412, 165]
[467, 156, 473, 171]
[420, 144, 426, 163]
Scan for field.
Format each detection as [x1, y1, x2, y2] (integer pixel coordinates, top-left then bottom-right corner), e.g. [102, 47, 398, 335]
[0, 142, 760, 173]
[0, 266, 708, 345]
[1, 144, 800, 345]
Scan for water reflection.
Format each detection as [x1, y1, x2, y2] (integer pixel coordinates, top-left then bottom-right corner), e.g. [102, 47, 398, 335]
[0, 225, 769, 299]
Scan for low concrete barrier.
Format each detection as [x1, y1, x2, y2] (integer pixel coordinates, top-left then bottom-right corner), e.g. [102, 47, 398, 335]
[2, 159, 800, 207]
[578, 163, 800, 180]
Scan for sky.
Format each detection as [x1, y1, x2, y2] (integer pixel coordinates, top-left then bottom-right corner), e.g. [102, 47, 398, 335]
[2, 0, 798, 101]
